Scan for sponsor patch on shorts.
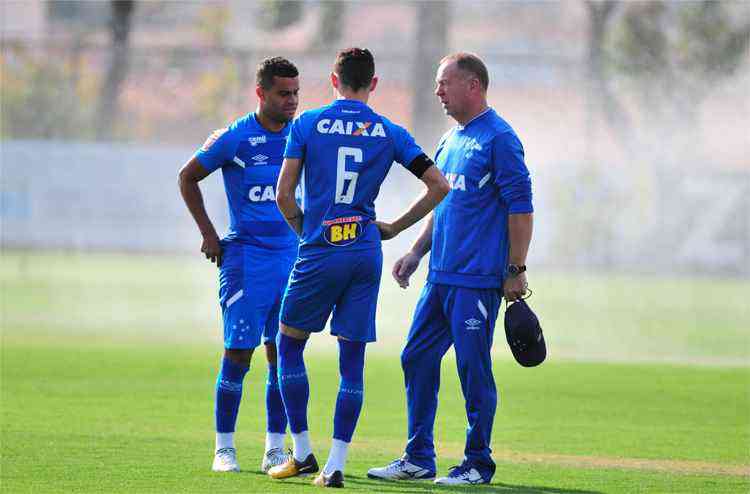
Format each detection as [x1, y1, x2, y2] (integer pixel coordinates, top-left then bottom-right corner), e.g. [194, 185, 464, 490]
[322, 216, 363, 246]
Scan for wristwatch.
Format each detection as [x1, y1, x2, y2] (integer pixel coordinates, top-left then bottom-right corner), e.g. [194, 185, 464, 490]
[506, 264, 527, 277]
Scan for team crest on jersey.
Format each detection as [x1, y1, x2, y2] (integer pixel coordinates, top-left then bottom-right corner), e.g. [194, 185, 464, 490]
[248, 135, 267, 146]
[322, 216, 363, 246]
[316, 119, 387, 138]
[464, 138, 483, 159]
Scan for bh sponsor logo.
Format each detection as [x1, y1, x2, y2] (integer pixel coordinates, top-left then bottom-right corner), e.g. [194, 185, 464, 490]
[323, 216, 362, 246]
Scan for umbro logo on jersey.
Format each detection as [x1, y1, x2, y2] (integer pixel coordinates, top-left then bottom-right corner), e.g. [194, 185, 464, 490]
[316, 118, 387, 137]
[248, 135, 267, 146]
[465, 318, 481, 331]
[251, 154, 268, 165]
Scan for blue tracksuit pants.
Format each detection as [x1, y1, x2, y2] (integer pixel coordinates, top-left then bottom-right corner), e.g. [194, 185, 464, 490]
[401, 282, 501, 478]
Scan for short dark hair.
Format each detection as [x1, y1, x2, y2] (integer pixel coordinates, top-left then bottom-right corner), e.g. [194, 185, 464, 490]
[440, 52, 489, 91]
[256, 56, 299, 90]
[333, 48, 375, 92]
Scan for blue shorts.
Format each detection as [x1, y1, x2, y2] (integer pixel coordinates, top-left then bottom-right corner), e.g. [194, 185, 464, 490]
[280, 247, 382, 343]
[219, 242, 296, 349]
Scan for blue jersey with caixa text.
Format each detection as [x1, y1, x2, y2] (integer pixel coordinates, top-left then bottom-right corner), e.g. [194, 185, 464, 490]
[284, 99, 424, 255]
[428, 108, 533, 289]
[194, 113, 298, 251]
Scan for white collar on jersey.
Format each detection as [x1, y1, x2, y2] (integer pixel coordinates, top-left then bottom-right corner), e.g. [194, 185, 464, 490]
[456, 107, 492, 131]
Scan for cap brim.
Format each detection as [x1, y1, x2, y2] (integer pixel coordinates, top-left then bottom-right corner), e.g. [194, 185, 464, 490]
[510, 332, 546, 367]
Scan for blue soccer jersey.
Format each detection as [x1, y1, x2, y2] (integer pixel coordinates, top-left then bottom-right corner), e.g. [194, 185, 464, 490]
[194, 113, 298, 250]
[428, 108, 533, 289]
[284, 99, 424, 254]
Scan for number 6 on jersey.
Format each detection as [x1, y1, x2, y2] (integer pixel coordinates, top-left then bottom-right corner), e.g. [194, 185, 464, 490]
[335, 146, 361, 204]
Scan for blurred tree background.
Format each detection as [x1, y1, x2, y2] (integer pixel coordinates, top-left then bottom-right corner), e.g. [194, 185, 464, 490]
[1, 0, 747, 272]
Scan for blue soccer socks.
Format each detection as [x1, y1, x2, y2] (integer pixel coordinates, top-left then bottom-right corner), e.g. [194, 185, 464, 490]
[277, 333, 310, 435]
[266, 363, 288, 434]
[276, 333, 366, 472]
[215, 357, 249, 436]
[333, 339, 366, 443]
[323, 339, 366, 475]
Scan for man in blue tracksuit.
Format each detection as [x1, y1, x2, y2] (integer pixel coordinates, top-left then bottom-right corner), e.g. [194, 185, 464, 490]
[368, 52, 534, 485]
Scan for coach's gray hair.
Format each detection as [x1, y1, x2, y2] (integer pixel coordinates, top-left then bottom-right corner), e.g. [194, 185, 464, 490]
[440, 52, 489, 91]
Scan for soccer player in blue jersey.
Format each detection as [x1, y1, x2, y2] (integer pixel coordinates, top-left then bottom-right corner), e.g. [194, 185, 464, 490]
[367, 52, 534, 485]
[266, 48, 450, 488]
[178, 57, 300, 473]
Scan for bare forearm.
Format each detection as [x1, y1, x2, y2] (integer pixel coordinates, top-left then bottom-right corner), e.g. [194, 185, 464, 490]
[392, 188, 441, 233]
[277, 193, 303, 236]
[276, 157, 304, 236]
[508, 213, 533, 265]
[389, 163, 449, 240]
[409, 213, 434, 258]
[179, 178, 217, 238]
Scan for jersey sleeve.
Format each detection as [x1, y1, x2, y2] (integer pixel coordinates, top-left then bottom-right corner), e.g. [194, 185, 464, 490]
[389, 123, 425, 168]
[194, 127, 236, 173]
[492, 132, 533, 214]
[284, 114, 309, 159]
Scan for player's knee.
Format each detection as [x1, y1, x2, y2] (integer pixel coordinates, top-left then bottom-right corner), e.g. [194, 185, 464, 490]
[279, 323, 310, 340]
[400, 346, 432, 372]
[264, 341, 278, 365]
[400, 348, 415, 371]
[224, 348, 253, 367]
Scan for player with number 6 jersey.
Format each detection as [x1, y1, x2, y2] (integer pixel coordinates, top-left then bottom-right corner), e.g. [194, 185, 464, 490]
[268, 48, 449, 488]
[286, 108, 417, 255]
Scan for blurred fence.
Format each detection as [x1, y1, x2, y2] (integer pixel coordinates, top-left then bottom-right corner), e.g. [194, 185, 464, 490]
[2, 139, 747, 275]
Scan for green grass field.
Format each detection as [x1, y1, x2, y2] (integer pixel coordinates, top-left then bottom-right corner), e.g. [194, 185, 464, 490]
[2, 252, 749, 493]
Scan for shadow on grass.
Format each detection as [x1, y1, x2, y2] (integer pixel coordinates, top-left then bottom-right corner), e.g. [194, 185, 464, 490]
[236, 471, 604, 493]
[345, 474, 605, 493]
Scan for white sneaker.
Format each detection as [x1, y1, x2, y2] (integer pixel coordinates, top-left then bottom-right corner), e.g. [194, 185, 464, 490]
[367, 456, 436, 481]
[261, 447, 290, 473]
[434, 464, 488, 485]
[212, 447, 240, 472]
